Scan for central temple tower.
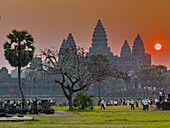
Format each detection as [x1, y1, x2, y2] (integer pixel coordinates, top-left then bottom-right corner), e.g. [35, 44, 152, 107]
[88, 20, 114, 58]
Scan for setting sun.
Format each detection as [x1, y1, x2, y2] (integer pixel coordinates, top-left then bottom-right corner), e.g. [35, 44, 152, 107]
[155, 43, 162, 50]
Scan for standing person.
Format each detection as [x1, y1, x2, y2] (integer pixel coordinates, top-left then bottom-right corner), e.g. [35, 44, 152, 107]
[37, 99, 41, 111]
[107, 101, 110, 106]
[136, 100, 139, 108]
[1, 99, 4, 108]
[155, 99, 158, 104]
[7, 100, 10, 107]
[145, 99, 149, 111]
[131, 99, 135, 110]
[150, 99, 153, 111]
[160, 91, 162, 102]
[38, 99, 42, 105]
[142, 99, 145, 111]
[13, 99, 16, 108]
[162, 90, 165, 102]
[122, 99, 125, 105]
[110, 100, 113, 106]
[100, 99, 105, 110]
[4, 100, 7, 111]
[114, 100, 118, 106]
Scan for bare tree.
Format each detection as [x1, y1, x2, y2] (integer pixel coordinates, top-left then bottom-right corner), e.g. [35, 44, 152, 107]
[31, 47, 123, 110]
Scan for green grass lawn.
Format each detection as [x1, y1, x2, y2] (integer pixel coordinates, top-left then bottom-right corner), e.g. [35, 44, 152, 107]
[0, 105, 170, 128]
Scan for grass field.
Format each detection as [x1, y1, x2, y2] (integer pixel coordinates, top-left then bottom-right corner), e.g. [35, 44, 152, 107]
[0, 105, 170, 128]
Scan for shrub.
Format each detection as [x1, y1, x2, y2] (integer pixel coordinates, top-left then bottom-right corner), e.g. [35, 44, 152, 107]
[73, 92, 94, 110]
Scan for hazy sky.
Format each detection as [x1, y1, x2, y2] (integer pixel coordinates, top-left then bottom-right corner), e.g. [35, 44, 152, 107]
[0, 0, 170, 71]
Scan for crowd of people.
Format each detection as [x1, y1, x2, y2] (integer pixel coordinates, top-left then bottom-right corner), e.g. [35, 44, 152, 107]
[0, 98, 69, 110]
[99, 98, 158, 111]
[1, 90, 168, 112]
[0, 99, 18, 110]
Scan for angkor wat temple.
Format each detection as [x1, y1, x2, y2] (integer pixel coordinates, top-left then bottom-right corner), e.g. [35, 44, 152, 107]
[87, 20, 151, 71]
[0, 20, 152, 99]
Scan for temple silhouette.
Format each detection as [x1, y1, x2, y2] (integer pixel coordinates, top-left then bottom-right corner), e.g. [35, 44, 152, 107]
[88, 20, 151, 71]
[0, 20, 152, 99]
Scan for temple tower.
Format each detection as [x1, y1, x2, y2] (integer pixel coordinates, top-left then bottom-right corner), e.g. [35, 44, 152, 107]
[132, 34, 151, 68]
[58, 33, 77, 66]
[88, 20, 113, 58]
[119, 40, 133, 70]
[121, 40, 132, 58]
[0, 67, 11, 78]
[132, 34, 145, 56]
[59, 33, 77, 53]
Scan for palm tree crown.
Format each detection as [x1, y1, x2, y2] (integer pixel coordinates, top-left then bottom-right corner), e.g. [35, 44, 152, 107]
[4, 29, 35, 67]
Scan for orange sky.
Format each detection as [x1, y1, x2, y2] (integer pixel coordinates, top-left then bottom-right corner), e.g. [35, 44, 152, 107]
[0, 0, 170, 70]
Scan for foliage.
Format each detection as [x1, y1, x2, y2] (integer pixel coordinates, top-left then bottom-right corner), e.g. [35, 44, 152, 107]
[104, 77, 125, 90]
[165, 71, 170, 85]
[87, 54, 126, 99]
[87, 54, 124, 83]
[4, 29, 35, 67]
[87, 54, 110, 83]
[139, 64, 167, 88]
[73, 92, 94, 110]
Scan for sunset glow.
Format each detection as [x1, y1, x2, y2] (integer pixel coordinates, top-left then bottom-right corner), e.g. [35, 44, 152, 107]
[155, 43, 162, 51]
[0, 0, 170, 69]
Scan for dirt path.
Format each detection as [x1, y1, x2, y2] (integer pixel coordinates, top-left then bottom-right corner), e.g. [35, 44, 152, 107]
[98, 110, 143, 112]
[54, 110, 73, 114]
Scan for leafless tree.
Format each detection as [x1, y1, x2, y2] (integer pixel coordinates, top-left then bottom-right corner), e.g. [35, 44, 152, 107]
[30, 47, 124, 110]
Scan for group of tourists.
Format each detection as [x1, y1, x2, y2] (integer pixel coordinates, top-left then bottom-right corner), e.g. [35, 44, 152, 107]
[99, 98, 154, 111]
[129, 98, 154, 111]
[0, 98, 69, 110]
[0, 98, 54, 109]
[0, 99, 18, 110]
[141, 98, 153, 111]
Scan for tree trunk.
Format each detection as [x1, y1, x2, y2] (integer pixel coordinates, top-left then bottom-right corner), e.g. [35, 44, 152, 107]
[68, 94, 73, 111]
[18, 44, 27, 109]
[18, 65, 27, 109]
[98, 82, 101, 100]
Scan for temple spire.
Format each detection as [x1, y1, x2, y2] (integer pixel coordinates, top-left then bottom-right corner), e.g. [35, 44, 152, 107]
[132, 34, 145, 56]
[60, 39, 66, 48]
[58, 33, 77, 65]
[59, 33, 77, 49]
[96, 19, 102, 26]
[67, 33, 74, 40]
[92, 19, 107, 43]
[121, 40, 131, 58]
[88, 19, 113, 57]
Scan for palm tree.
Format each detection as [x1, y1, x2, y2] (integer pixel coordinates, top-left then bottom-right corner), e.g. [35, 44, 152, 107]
[3, 29, 35, 109]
